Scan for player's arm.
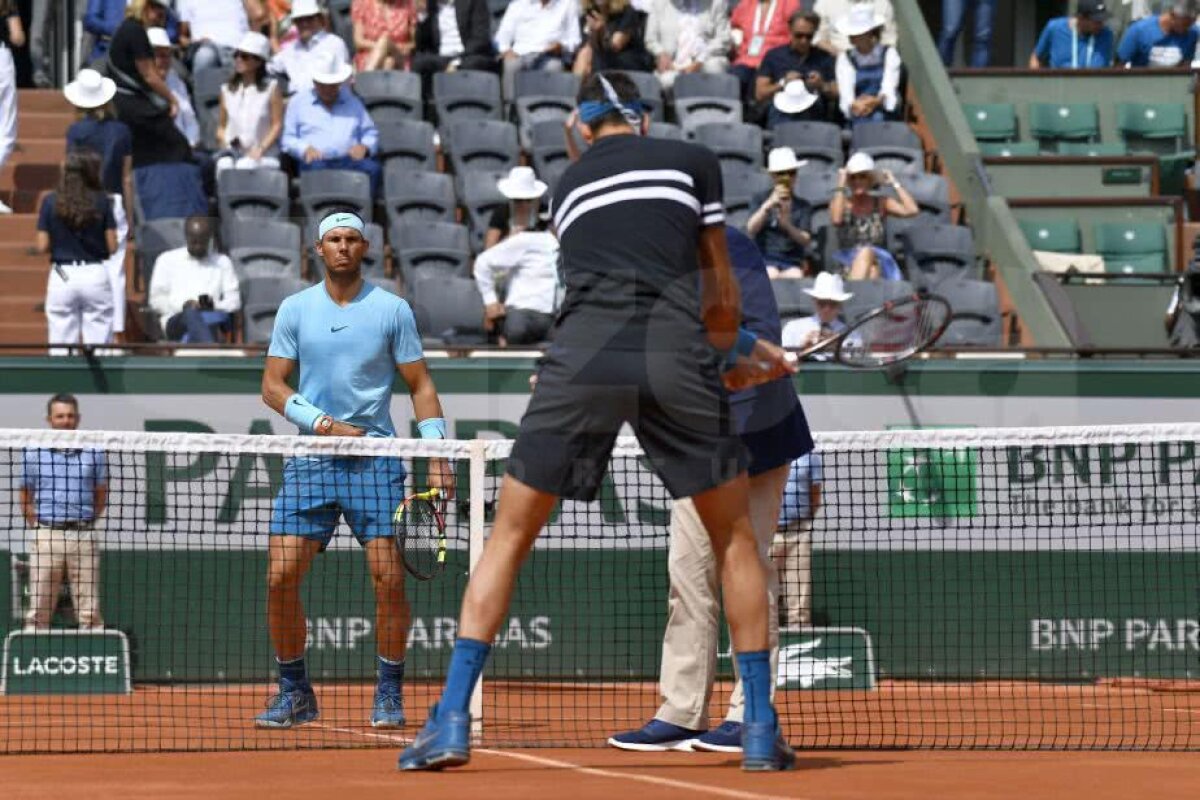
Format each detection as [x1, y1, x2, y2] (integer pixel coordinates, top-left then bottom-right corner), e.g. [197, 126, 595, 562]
[261, 356, 362, 436]
[398, 359, 456, 498]
[697, 221, 741, 353]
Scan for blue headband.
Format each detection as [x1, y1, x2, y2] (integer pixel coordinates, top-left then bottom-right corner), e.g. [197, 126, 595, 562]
[578, 75, 644, 128]
[318, 211, 365, 241]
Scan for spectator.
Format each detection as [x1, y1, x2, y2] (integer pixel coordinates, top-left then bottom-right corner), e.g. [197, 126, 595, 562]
[1030, 0, 1115, 69]
[729, 0, 801, 102]
[769, 79, 825, 129]
[36, 152, 118, 349]
[494, 0, 583, 100]
[84, 0, 184, 64]
[20, 394, 108, 631]
[937, 0, 996, 67]
[148, 27, 202, 150]
[574, 0, 652, 78]
[835, 5, 902, 127]
[829, 151, 917, 280]
[474, 167, 560, 344]
[643, 0, 731, 91]
[266, 0, 303, 50]
[813, 0, 895, 55]
[746, 147, 813, 276]
[282, 52, 381, 194]
[65, 70, 133, 197]
[1117, 0, 1198, 66]
[770, 449, 823, 628]
[485, 165, 549, 248]
[176, 0, 258, 73]
[269, 0, 352, 94]
[216, 32, 284, 171]
[0, 0, 23, 215]
[755, 11, 836, 125]
[412, 0, 495, 85]
[148, 216, 241, 342]
[781, 271, 850, 352]
[352, 0, 418, 71]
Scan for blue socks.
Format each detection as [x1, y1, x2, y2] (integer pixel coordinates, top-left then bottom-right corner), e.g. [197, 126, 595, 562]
[736, 650, 775, 727]
[441, 638, 491, 714]
[277, 656, 309, 688]
[378, 655, 405, 691]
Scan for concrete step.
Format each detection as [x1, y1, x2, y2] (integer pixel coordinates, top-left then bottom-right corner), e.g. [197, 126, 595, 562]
[5, 264, 52, 295]
[0, 244, 49, 269]
[18, 90, 73, 114]
[0, 321, 49, 346]
[0, 213, 40, 239]
[10, 138, 66, 164]
[19, 112, 73, 139]
[0, 163, 60, 213]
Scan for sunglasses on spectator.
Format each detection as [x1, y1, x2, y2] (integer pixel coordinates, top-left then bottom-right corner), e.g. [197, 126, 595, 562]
[791, 30, 813, 40]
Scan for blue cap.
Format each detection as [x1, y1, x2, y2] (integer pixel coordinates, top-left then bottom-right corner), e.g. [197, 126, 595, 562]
[317, 211, 365, 241]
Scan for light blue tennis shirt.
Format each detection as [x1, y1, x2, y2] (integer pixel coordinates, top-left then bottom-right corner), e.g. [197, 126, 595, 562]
[20, 448, 108, 524]
[268, 282, 424, 437]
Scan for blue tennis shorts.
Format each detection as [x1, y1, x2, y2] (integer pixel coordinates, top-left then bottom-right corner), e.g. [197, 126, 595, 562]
[270, 456, 407, 546]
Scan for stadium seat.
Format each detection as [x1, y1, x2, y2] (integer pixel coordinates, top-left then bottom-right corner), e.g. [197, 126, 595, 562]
[626, 71, 666, 121]
[770, 121, 844, 171]
[723, 166, 773, 217]
[1028, 103, 1100, 149]
[297, 170, 372, 221]
[856, 145, 924, 174]
[962, 103, 1018, 142]
[243, 303, 283, 344]
[365, 275, 401, 296]
[901, 223, 979, 290]
[326, 0, 355, 55]
[513, 71, 578, 149]
[978, 141, 1040, 157]
[673, 73, 742, 131]
[391, 220, 472, 288]
[192, 66, 231, 151]
[849, 121, 922, 154]
[446, 119, 520, 185]
[937, 279, 1002, 346]
[216, 168, 289, 245]
[530, 121, 572, 194]
[692, 122, 765, 169]
[1056, 142, 1128, 156]
[883, 215, 922, 269]
[383, 169, 457, 226]
[647, 121, 683, 140]
[306, 221, 386, 280]
[1018, 218, 1082, 254]
[459, 170, 508, 252]
[1093, 222, 1169, 274]
[226, 217, 304, 279]
[354, 70, 423, 125]
[376, 119, 438, 172]
[771, 278, 816, 320]
[433, 70, 503, 128]
[136, 217, 187, 288]
[902, 173, 951, 222]
[231, 248, 302, 281]
[241, 274, 310, 312]
[841, 279, 913, 323]
[409, 275, 488, 346]
[1117, 102, 1190, 156]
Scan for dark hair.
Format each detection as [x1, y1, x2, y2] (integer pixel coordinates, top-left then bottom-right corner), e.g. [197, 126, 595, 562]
[47, 393, 79, 414]
[227, 54, 270, 92]
[576, 71, 641, 131]
[788, 10, 820, 30]
[54, 151, 104, 231]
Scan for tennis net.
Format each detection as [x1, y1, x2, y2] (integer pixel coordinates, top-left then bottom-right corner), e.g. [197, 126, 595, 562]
[1, 424, 1198, 754]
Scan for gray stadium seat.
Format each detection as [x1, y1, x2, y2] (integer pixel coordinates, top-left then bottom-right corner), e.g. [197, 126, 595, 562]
[849, 121, 923, 153]
[841, 279, 913, 323]
[297, 170, 372, 221]
[354, 70, 423, 125]
[192, 66, 231, 151]
[771, 121, 843, 170]
[241, 274, 310, 311]
[903, 173, 951, 223]
[513, 71, 578, 146]
[901, 223, 979, 290]
[410, 275, 488, 346]
[627, 71, 665, 121]
[137, 217, 188, 288]
[383, 169, 457, 226]
[447, 119, 520, 186]
[771, 278, 816, 320]
[376, 119, 438, 172]
[433, 70, 503, 128]
[648, 121, 683, 140]
[243, 303, 283, 344]
[938, 279, 1002, 346]
[856, 145, 924, 174]
[326, 0, 355, 55]
[530, 120, 572, 194]
[693, 122, 765, 169]
[723, 166, 773, 217]
[226, 218, 304, 280]
[673, 73, 742, 131]
[459, 170, 508, 252]
[216, 168, 290, 246]
[391, 220, 473, 287]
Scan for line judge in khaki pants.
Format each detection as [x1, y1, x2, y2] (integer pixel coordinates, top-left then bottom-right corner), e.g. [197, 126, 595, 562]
[20, 393, 108, 631]
[608, 225, 816, 754]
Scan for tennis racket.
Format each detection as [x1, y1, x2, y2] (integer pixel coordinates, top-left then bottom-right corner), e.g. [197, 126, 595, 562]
[795, 293, 952, 368]
[393, 488, 447, 581]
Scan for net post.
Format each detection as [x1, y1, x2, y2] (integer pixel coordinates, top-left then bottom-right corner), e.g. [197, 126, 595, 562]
[467, 438, 486, 744]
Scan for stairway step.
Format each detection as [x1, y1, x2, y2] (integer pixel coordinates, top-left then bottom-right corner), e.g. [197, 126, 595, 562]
[17, 90, 73, 114]
[19, 112, 73, 139]
[10, 138, 67, 164]
[0, 213, 40, 239]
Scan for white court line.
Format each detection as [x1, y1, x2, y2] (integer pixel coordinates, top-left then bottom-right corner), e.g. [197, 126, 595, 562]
[311, 723, 809, 800]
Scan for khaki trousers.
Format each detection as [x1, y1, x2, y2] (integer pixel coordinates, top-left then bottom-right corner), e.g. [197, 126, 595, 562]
[655, 464, 788, 729]
[770, 520, 813, 628]
[25, 527, 104, 630]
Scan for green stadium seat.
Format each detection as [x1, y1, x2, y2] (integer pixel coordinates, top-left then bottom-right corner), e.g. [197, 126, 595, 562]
[1093, 222, 1168, 273]
[978, 141, 1040, 157]
[1116, 102, 1189, 155]
[962, 103, 1017, 142]
[1028, 103, 1099, 148]
[1019, 219, 1082, 253]
[1056, 142, 1129, 157]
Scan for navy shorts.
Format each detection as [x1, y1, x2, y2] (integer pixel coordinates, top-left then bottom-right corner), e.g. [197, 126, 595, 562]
[270, 456, 407, 547]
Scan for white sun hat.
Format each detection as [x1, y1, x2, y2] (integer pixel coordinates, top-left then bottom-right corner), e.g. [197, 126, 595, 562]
[235, 31, 271, 62]
[63, 69, 117, 110]
[839, 5, 886, 38]
[311, 51, 353, 85]
[146, 26, 172, 49]
[767, 147, 806, 173]
[803, 272, 854, 303]
[845, 151, 878, 176]
[291, 0, 324, 18]
[773, 80, 819, 116]
[497, 166, 548, 200]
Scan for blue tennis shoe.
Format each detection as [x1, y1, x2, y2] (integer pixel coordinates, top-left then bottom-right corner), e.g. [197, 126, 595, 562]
[371, 688, 406, 729]
[607, 719, 706, 752]
[397, 703, 471, 771]
[254, 681, 319, 729]
[741, 719, 795, 772]
[691, 720, 743, 753]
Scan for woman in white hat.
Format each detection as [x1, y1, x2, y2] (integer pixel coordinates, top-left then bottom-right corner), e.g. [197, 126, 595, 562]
[830, 150, 916, 280]
[747, 146, 813, 278]
[216, 31, 284, 171]
[834, 4, 901, 126]
[781, 271, 852, 356]
[484, 165, 550, 250]
[148, 27, 201, 148]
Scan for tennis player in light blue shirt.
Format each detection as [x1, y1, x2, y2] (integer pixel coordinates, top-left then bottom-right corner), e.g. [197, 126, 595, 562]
[256, 209, 453, 732]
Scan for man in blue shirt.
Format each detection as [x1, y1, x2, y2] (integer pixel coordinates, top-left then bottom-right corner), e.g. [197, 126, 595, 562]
[281, 52, 381, 196]
[1030, 0, 1114, 69]
[256, 210, 453, 730]
[771, 450, 823, 629]
[608, 225, 814, 754]
[1117, 1, 1198, 67]
[20, 394, 108, 631]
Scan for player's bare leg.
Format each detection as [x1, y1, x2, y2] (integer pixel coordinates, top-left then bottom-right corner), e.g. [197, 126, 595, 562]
[257, 535, 321, 728]
[364, 538, 410, 727]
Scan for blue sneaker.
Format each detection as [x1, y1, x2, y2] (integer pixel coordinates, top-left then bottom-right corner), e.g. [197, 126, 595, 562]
[741, 719, 795, 772]
[397, 703, 471, 771]
[607, 719, 706, 752]
[254, 682, 318, 729]
[691, 720, 743, 753]
[371, 688, 406, 729]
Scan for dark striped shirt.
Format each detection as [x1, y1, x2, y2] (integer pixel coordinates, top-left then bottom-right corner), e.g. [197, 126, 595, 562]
[550, 134, 725, 351]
